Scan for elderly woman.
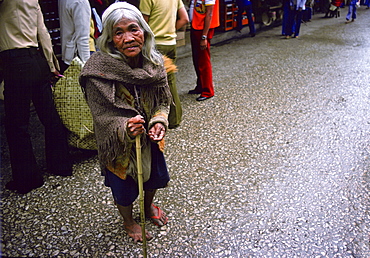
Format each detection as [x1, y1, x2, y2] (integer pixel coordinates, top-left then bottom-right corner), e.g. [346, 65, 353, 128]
[80, 2, 172, 242]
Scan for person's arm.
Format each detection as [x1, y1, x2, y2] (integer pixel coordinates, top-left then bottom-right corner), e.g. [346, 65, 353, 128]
[200, 4, 214, 50]
[71, 0, 91, 63]
[36, 3, 60, 73]
[176, 6, 189, 30]
[139, 0, 151, 24]
[143, 14, 150, 23]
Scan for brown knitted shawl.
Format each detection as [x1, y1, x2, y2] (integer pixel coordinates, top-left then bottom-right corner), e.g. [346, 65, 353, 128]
[79, 51, 172, 171]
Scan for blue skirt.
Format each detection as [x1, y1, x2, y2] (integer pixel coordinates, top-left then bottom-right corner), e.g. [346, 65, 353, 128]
[104, 141, 169, 206]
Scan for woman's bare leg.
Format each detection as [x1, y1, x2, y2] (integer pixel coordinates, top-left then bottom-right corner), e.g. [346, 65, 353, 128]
[144, 189, 168, 226]
[116, 203, 152, 242]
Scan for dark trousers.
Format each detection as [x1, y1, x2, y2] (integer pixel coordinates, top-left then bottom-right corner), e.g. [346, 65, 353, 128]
[190, 28, 215, 98]
[1, 48, 71, 184]
[303, 7, 312, 21]
[286, 8, 303, 37]
[282, 1, 291, 35]
[236, 4, 256, 34]
[105, 141, 170, 207]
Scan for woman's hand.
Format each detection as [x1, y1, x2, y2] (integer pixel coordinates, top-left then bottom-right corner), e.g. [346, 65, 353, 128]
[127, 115, 145, 138]
[148, 123, 166, 142]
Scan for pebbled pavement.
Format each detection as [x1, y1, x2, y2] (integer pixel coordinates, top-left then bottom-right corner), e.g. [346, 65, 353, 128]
[1, 8, 370, 257]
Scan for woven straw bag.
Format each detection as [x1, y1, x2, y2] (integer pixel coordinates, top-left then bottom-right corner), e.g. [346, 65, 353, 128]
[53, 57, 97, 150]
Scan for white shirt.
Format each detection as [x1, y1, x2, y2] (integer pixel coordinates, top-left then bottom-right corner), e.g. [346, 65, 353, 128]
[58, 0, 91, 65]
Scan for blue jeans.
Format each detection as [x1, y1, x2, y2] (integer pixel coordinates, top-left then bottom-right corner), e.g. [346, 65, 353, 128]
[286, 8, 303, 37]
[236, 3, 256, 34]
[346, 4, 357, 20]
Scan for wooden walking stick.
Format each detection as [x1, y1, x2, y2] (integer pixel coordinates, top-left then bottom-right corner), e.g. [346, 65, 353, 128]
[135, 135, 148, 258]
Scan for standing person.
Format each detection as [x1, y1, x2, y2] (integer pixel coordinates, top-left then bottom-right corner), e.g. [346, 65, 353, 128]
[282, 0, 292, 36]
[285, 0, 306, 39]
[235, 0, 256, 37]
[324, 0, 343, 18]
[188, 0, 220, 101]
[80, 2, 172, 243]
[58, 0, 92, 73]
[0, 0, 73, 194]
[346, 0, 359, 23]
[139, 0, 189, 129]
[303, 0, 313, 21]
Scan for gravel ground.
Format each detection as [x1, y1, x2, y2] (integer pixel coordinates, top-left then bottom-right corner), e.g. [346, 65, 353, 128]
[1, 8, 370, 257]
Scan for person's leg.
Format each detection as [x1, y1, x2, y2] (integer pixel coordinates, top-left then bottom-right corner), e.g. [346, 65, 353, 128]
[286, 8, 295, 37]
[294, 10, 303, 37]
[116, 203, 152, 242]
[105, 169, 152, 242]
[2, 50, 44, 193]
[246, 5, 256, 35]
[110, 140, 170, 241]
[352, 4, 356, 20]
[31, 52, 72, 176]
[346, 5, 353, 20]
[190, 29, 203, 93]
[307, 7, 312, 20]
[282, 1, 289, 35]
[143, 141, 169, 226]
[236, 4, 245, 32]
[156, 45, 182, 129]
[166, 71, 182, 128]
[143, 189, 168, 226]
[192, 29, 215, 98]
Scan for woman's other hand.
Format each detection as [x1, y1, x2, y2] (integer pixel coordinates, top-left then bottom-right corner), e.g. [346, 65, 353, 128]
[127, 115, 145, 138]
[148, 123, 166, 142]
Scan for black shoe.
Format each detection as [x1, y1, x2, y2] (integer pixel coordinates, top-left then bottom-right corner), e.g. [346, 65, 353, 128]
[6, 178, 44, 194]
[250, 33, 256, 37]
[196, 96, 213, 101]
[188, 89, 202, 94]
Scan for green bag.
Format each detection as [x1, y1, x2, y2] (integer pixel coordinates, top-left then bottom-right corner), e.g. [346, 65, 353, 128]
[53, 57, 97, 150]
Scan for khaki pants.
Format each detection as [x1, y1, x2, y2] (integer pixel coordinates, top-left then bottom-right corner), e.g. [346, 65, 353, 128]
[156, 44, 182, 129]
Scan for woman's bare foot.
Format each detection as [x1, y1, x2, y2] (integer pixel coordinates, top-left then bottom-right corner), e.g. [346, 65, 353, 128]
[124, 221, 152, 243]
[146, 204, 168, 227]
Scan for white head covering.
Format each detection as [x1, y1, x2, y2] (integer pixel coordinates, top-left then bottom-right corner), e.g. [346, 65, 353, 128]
[102, 1, 144, 24]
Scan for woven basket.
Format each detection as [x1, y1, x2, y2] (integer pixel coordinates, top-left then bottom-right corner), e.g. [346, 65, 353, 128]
[53, 57, 97, 150]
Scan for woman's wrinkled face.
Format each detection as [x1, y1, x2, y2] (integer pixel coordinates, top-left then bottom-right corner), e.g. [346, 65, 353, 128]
[112, 18, 144, 59]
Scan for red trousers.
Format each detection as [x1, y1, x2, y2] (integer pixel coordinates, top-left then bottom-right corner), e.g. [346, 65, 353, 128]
[190, 28, 215, 98]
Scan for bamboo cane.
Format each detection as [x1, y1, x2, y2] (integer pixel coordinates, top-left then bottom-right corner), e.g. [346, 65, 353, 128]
[135, 135, 148, 258]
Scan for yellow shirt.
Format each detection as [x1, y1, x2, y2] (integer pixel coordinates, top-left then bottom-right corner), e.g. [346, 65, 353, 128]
[89, 18, 96, 52]
[140, 0, 185, 46]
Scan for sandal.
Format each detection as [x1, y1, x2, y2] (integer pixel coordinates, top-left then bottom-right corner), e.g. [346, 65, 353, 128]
[147, 204, 168, 227]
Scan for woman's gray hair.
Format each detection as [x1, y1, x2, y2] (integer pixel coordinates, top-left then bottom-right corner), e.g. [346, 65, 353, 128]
[97, 2, 163, 65]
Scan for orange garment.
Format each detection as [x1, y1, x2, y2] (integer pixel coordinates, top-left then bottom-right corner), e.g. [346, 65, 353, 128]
[191, 0, 220, 30]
